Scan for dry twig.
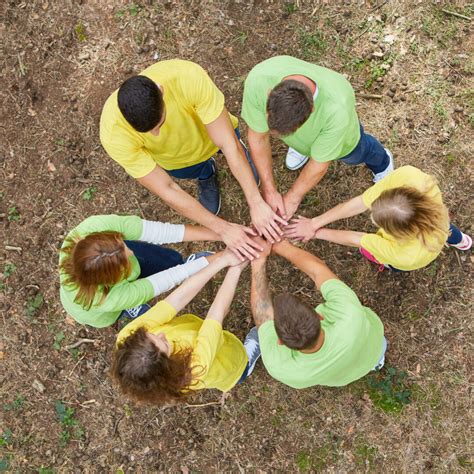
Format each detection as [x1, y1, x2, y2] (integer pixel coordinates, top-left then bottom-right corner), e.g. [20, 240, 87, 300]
[441, 9, 471, 21]
[65, 338, 96, 350]
[356, 93, 383, 99]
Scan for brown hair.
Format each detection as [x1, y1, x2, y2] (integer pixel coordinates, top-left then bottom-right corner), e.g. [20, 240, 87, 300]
[371, 185, 449, 251]
[110, 327, 195, 405]
[60, 231, 131, 309]
[267, 80, 313, 135]
[273, 293, 321, 350]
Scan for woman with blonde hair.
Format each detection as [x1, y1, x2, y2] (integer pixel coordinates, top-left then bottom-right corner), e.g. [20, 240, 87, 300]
[60, 214, 219, 327]
[284, 166, 471, 271]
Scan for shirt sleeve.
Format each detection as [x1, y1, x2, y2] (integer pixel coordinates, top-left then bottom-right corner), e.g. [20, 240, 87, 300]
[192, 319, 223, 384]
[116, 300, 178, 345]
[74, 215, 143, 240]
[310, 107, 352, 162]
[317, 279, 362, 322]
[145, 258, 209, 297]
[98, 278, 155, 312]
[241, 77, 269, 133]
[140, 220, 185, 244]
[181, 63, 225, 125]
[360, 234, 399, 267]
[101, 124, 156, 179]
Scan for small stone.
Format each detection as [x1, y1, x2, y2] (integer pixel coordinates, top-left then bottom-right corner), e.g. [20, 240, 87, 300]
[387, 90, 395, 98]
[228, 19, 234, 26]
[33, 378, 45, 393]
[454, 106, 463, 113]
[371, 51, 384, 59]
[78, 52, 90, 60]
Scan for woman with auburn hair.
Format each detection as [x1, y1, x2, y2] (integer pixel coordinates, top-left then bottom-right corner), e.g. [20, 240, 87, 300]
[111, 249, 261, 405]
[60, 214, 220, 328]
[284, 166, 471, 271]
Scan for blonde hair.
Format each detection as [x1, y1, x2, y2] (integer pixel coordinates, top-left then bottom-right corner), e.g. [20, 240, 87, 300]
[371, 184, 449, 251]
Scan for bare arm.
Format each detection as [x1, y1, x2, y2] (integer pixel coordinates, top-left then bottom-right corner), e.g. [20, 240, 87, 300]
[272, 240, 338, 290]
[207, 111, 287, 242]
[205, 264, 246, 324]
[183, 225, 220, 242]
[247, 127, 287, 220]
[314, 228, 366, 248]
[250, 257, 275, 327]
[164, 250, 238, 312]
[138, 166, 261, 260]
[285, 195, 368, 241]
[283, 160, 330, 220]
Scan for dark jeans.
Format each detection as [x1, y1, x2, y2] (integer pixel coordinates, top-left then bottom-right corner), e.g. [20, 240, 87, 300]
[340, 124, 389, 174]
[166, 128, 259, 182]
[447, 223, 463, 245]
[124, 240, 184, 278]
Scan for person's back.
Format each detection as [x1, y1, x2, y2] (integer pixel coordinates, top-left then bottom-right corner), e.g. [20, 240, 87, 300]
[259, 279, 384, 388]
[249, 238, 385, 390]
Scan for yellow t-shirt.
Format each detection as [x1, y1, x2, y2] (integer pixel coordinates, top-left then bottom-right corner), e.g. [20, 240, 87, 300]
[117, 300, 248, 392]
[360, 166, 449, 271]
[100, 59, 238, 177]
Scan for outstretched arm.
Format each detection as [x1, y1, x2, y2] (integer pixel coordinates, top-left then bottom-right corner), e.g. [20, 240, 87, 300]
[272, 240, 338, 290]
[283, 160, 330, 220]
[207, 111, 287, 243]
[164, 250, 240, 312]
[314, 228, 366, 248]
[138, 166, 261, 261]
[205, 262, 247, 324]
[250, 257, 274, 327]
[285, 195, 368, 241]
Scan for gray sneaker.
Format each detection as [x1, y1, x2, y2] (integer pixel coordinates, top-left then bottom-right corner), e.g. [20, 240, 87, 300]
[198, 158, 221, 215]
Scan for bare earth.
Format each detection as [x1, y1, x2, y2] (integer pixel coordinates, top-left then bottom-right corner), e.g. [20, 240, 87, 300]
[1, 0, 473, 472]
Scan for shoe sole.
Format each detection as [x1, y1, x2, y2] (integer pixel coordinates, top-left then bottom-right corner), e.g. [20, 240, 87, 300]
[286, 155, 310, 171]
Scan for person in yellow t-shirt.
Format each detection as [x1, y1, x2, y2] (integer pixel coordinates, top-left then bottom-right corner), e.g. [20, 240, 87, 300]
[100, 59, 287, 262]
[111, 249, 261, 405]
[284, 166, 471, 271]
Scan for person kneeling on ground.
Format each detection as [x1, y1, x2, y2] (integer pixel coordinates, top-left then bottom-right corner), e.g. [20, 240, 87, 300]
[250, 238, 385, 389]
[60, 214, 219, 328]
[111, 249, 261, 405]
[285, 165, 472, 272]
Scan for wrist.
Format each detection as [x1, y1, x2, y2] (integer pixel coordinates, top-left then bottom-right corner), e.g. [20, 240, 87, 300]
[286, 189, 303, 204]
[251, 256, 267, 267]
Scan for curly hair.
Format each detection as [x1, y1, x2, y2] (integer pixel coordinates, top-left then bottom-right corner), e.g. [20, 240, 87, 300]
[110, 327, 198, 405]
[60, 231, 131, 309]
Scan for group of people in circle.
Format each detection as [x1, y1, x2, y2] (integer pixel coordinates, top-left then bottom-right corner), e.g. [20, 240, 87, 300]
[59, 56, 471, 404]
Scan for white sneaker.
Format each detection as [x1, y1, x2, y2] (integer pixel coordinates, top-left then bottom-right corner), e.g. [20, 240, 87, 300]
[243, 327, 261, 377]
[372, 148, 394, 183]
[285, 147, 309, 171]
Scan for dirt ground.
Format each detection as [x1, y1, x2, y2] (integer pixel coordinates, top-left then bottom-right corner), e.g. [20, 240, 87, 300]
[1, 0, 473, 472]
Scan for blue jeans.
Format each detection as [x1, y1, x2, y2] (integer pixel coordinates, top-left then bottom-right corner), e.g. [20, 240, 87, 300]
[447, 223, 463, 245]
[123, 240, 184, 278]
[340, 124, 389, 174]
[167, 128, 259, 182]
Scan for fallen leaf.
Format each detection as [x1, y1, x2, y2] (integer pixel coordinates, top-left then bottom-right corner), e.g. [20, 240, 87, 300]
[28, 108, 37, 116]
[65, 316, 76, 326]
[47, 160, 56, 172]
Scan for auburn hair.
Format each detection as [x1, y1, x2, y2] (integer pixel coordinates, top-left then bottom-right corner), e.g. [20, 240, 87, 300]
[110, 327, 197, 405]
[273, 293, 321, 350]
[60, 231, 131, 309]
[371, 185, 449, 251]
[267, 80, 313, 135]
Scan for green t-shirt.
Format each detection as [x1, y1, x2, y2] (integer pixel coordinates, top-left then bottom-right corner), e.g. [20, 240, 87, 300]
[258, 279, 384, 388]
[59, 215, 154, 328]
[241, 56, 360, 162]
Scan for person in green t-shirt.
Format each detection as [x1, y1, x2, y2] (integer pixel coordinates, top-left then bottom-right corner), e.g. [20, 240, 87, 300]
[241, 56, 394, 221]
[250, 238, 386, 389]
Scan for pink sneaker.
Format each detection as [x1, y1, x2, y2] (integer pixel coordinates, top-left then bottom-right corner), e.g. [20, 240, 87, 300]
[448, 233, 472, 251]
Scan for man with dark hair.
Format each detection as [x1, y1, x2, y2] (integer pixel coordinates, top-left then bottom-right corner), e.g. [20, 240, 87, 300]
[242, 55, 394, 221]
[250, 238, 385, 388]
[100, 60, 287, 261]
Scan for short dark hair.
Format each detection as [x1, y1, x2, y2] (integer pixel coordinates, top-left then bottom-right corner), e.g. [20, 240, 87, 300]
[273, 293, 320, 350]
[117, 75, 164, 132]
[266, 80, 313, 135]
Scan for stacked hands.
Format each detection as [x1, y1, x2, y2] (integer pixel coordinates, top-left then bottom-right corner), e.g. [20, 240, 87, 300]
[228, 197, 324, 262]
